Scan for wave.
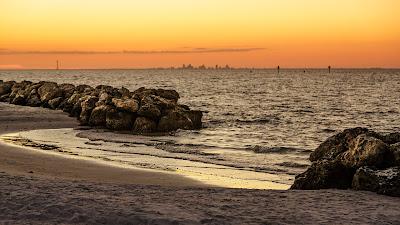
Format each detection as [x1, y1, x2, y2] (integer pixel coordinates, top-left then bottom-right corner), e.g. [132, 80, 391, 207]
[247, 145, 312, 154]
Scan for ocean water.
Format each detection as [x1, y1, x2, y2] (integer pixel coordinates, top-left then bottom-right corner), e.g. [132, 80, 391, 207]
[1, 69, 400, 188]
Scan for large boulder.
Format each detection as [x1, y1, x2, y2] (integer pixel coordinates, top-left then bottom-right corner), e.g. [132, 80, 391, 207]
[89, 105, 113, 127]
[157, 109, 193, 132]
[11, 89, 27, 105]
[133, 87, 179, 102]
[112, 98, 139, 113]
[291, 159, 355, 190]
[137, 102, 161, 119]
[48, 97, 63, 109]
[185, 110, 203, 129]
[310, 127, 377, 162]
[342, 134, 395, 168]
[352, 167, 400, 197]
[106, 109, 135, 130]
[292, 128, 400, 197]
[0, 81, 15, 96]
[133, 117, 157, 133]
[59, 83, 75, 98]
[79, 96, 99, 125]
[37, 82, 63, 103]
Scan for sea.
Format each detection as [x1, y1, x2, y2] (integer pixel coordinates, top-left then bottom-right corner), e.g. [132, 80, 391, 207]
[1, 69, 399, 189]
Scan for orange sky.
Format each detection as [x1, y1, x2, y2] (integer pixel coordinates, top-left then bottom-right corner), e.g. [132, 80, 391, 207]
[1, 0, 399, 69]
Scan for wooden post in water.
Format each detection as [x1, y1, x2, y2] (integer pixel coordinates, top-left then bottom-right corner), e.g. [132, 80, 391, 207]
[328, 65, 331, 73]
[277, 65, 280, 74]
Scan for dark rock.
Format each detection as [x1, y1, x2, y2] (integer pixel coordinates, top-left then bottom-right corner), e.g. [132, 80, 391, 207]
[342, 134, 395, 168]
[133, 88, 179, 102]
[137, 103, 161, 119]
[119, 87, 132, 98]
[352, 166, 400, 197]
[37, 82, 63, 103]
[89, 105, 113, 127]
[157, 110, 193, 132]
[59, 83, 75, 98]
[154, 89, 180, 102]
[106, 109, 135, 130]
[133, 117, 157, 133]
[112, 98, 139, 113]
[11, 93, 26, 105]
[75, 85, 92, 93]
[0, 94, 10, 102]
[185, 110, 203, 129]
[383, 132, 400, 145]
[0, 81, 15, 95]
[310, 127, 378, 162]
[48, 97, 63, 109]
[79, 96, 99, 125]
[291, 159, 355, 190]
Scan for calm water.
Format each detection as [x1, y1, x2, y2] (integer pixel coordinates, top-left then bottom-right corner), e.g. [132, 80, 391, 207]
[1, 69, 400, 188]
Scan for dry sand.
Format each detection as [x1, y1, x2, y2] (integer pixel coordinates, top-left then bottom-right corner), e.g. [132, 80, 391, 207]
[0, 102, 399, 225]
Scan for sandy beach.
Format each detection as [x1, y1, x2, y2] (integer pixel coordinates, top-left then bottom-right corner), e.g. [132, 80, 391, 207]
[0, 102, 399, 224]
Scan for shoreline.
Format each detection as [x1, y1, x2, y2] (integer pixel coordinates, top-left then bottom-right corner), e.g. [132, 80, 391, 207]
[0, 102, 205, 187]
[1, 102, 400, 224]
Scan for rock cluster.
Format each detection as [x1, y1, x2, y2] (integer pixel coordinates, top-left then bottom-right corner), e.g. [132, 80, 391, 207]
[0, 80, 202, 133]
[291, 127, 400, 197]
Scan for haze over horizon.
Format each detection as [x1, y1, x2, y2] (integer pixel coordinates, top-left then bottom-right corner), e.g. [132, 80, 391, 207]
[1, 0, 399, 69]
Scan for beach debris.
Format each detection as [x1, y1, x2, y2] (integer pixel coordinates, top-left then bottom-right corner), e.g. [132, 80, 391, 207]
[291, 127, 400, 197]
[0, 80, 203, 133]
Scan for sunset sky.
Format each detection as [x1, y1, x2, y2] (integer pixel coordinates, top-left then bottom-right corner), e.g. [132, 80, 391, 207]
[1, 0, 399, 69]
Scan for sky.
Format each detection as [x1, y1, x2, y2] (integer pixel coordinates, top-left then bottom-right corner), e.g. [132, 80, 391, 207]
[0, 0, 399, 69]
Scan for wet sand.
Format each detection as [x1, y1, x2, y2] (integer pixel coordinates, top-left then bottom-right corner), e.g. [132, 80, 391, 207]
[0, 102, 399, 224]
[0, 103, 204, 187]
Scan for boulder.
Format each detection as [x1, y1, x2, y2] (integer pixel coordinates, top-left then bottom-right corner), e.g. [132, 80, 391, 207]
[157, 109, 193, 132]
[79, 96, 99, 125]
[89, 105, 113, 127]
[75, 84, 92, 93]
[48, 97, 63, 109]
[26, 89, 42, 107]
[352, 166, 400, 197]
[106, 109, 135, 130]
[384, 132, 400, 145]
[137, 103, 161, 119]
[133, 87, 179, 102]
[310, 127, 378, 162]
[119, 87, 132, 98]
[133, 117, 157, 133]
[343, 134, 394, 168]
[11, 93, 26, 105]
[112, 98, 139, 113]
[185, 110, 203, 129]
[37, 82, 63, 103]
[292, 128, 400, 197]
[59, 83, 75, 98]
[0, 81, 15, 96]
[97, 92, 112, 106]
[154, 89, 180, 102]
[291, 159, 355, 190]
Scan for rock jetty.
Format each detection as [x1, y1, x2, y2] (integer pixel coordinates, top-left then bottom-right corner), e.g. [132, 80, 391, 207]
[0, 80, 202, 133]
[291, 127, 400, 197]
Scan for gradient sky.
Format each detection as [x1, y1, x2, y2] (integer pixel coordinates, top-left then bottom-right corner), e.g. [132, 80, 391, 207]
[1, 0, 399, 69]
